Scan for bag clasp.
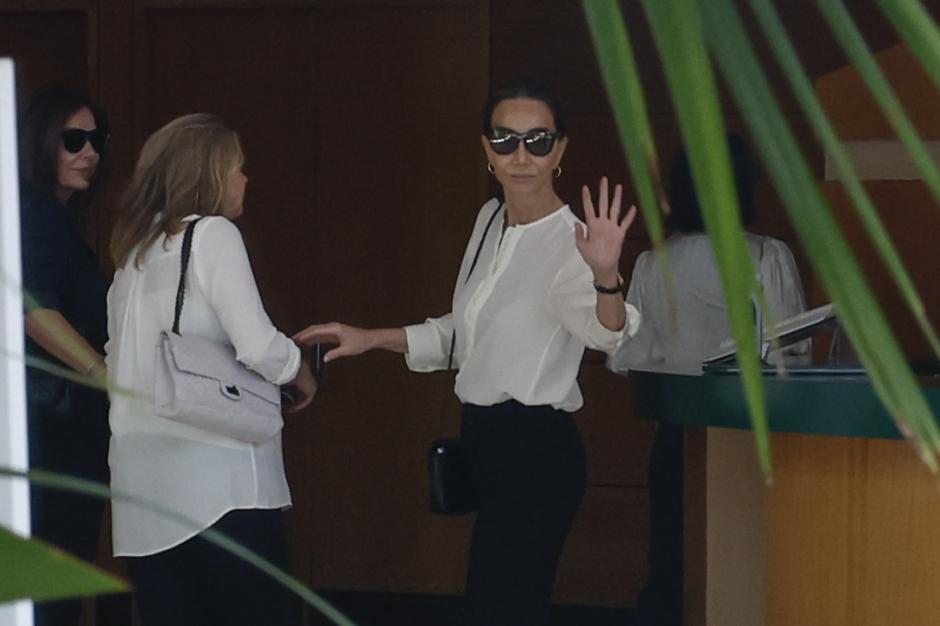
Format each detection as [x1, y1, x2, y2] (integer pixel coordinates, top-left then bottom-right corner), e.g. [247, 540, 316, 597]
[221, 383, 242, 400]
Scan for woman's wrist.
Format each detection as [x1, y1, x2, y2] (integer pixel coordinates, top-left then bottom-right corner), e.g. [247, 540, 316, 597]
[85, 356, 106, 379]
[593, 271, 624, 294]
[371, 327, 409, 354]
[592, 265, 620, 284]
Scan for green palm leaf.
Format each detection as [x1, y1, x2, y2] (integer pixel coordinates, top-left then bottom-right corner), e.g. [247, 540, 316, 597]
[582, 0, 679, 330]
[0, 527, 127, 603]
[583, 0, 666, 252]
[585, 0, 940, 476]
[876, 0, 940, 94]
[638, 0, 773, 475]
[746, 0, 940, 360]
[697, 0, 940, 466]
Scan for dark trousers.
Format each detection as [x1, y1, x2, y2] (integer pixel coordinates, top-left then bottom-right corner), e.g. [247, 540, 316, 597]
[31, 484, 106, 626]
[461, 401, 586, 626]
[635, 422, 684, 626]
[126, 508, 300, 626]
[29, 395, 110, 626]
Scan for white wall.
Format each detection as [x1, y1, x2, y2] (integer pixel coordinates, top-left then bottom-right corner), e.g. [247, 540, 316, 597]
[0, 57, 34, 626]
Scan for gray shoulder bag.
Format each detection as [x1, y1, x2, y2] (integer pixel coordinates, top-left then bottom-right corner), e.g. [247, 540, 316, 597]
[153, 218, 284, 442]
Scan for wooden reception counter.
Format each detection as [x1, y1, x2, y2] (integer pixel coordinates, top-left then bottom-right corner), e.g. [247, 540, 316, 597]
[632, 367, 940, 626]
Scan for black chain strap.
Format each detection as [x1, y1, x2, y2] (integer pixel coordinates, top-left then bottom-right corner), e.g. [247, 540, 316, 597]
[172, 218, 203, 335]
[447, 202, 503, 369]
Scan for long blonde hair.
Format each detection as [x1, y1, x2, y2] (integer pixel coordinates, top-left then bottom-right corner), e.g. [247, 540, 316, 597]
[111, 113, 244, 269]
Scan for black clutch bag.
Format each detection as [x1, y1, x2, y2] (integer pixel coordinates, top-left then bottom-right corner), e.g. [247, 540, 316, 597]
[427, 438, 479, 515]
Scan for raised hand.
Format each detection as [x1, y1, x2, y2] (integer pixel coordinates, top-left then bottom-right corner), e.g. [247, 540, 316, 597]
[575, 177, 636, 282]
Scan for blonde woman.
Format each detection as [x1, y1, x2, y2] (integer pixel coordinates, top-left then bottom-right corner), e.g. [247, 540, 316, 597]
[105, 113, 315, 626]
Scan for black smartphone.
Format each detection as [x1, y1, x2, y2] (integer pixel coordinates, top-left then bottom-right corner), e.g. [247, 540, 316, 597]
[281, 344, 329, 407]
[311, 343, 330, 386]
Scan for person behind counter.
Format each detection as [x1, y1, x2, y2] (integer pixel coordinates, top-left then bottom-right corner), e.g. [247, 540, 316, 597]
[608, 134, 807, 626]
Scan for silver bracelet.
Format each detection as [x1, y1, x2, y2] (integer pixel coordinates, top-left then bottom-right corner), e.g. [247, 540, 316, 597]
[85, 356, 106, 377]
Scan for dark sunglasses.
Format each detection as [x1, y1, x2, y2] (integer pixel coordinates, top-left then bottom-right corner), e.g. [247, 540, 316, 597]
[61, 128, 110, 154]
[487, 127, 561, 157]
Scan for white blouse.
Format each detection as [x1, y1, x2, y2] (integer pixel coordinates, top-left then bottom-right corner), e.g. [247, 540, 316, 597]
[105, 215, 301, 557]
[607, 232, 807, 371]
[405, 198, 640, 412]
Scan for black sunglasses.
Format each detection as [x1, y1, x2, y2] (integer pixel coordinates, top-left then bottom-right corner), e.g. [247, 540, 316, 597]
[61, 128, 110, 154]
[487, 127, 561, 157]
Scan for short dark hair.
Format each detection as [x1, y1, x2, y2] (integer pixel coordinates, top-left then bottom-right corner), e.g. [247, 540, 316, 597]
[481, 78, 566, 137]
[19, 84, 110, 210]
[667, 133, 760, 233]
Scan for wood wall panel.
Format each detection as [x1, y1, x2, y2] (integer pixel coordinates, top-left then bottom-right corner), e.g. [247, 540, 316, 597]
[297, 2, 489, 593]
[307, 3, 487, 324]
[134, 6, 321, 333]
[490, 0, 900, 118]
[817, 43, 940, 139]
[560, 113, 635, 228]
[490, 0, 613, 114]
[578, 357, 654, 488]
[768, 433, 940, 626]
[821, 181, 940, 362]
[0, 8, 91, 109]
[94, 1, 133, 266]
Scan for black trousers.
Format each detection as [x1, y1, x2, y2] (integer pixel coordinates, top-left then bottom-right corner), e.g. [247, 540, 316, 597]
[126, 508, 300, 626]
[634, 422, 684, 626]
[461, 401, 586, 626]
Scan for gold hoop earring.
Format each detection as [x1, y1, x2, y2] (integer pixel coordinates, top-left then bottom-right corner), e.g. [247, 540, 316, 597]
[553, 165, 562, 178]
[487, 163, 495, 175]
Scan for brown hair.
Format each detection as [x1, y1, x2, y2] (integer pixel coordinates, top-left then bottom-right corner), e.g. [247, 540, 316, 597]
[19, 84, 111, 211]
[110, 113, 243, 269]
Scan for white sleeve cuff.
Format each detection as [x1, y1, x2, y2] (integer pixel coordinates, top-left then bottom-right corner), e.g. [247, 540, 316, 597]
[403, 321, 449, 372]
[589, 302, 641, 355]
[274, 341, 302, 385]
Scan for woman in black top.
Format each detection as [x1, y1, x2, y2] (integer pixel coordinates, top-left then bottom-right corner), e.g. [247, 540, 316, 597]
[19, 85, 112, 626]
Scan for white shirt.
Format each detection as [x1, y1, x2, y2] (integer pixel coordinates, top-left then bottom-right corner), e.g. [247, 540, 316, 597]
[607, 232, 806, 371]
[405, 198, 640, 412]
[105, 215, 301, 557]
